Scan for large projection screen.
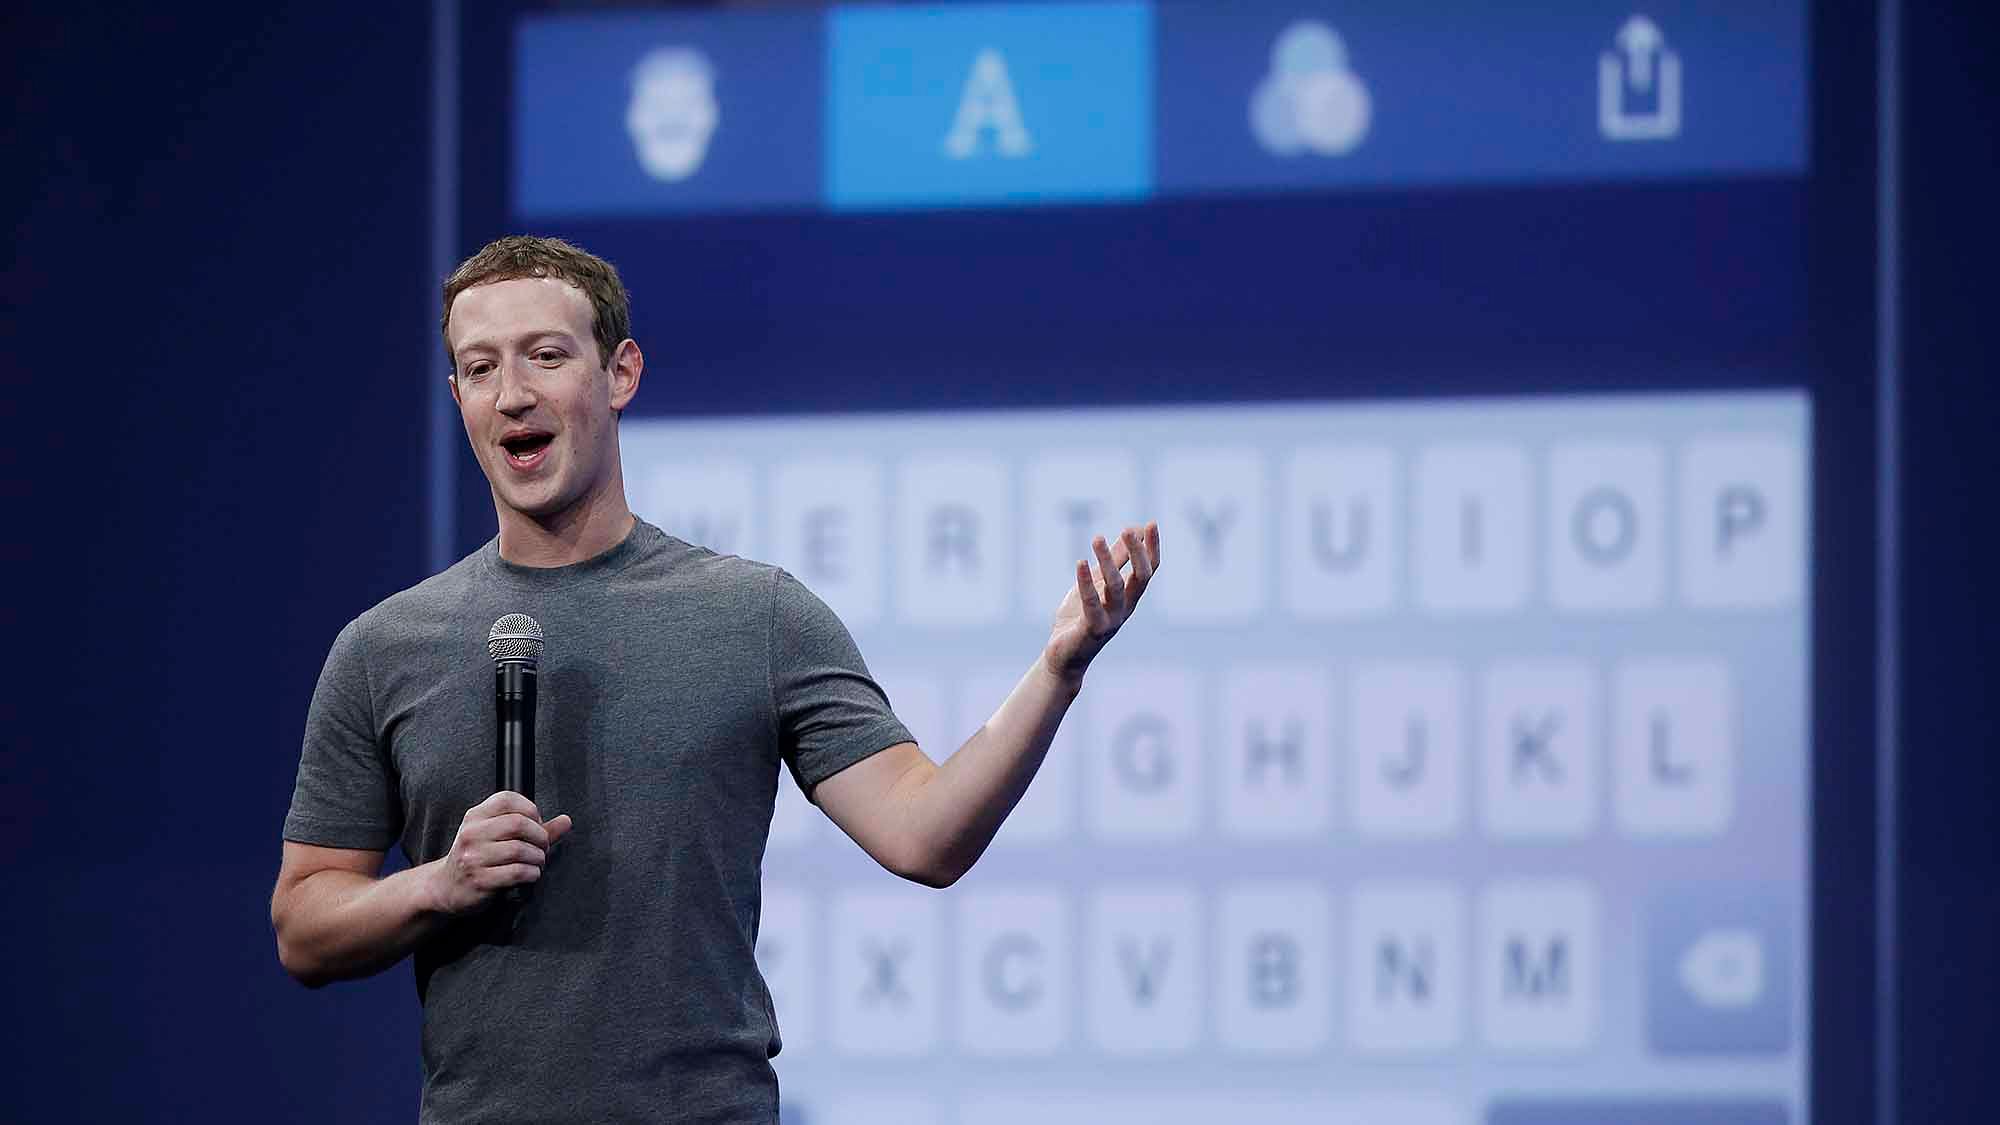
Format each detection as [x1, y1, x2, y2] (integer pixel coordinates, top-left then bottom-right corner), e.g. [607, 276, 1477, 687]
[440, 3, 1876, 1122]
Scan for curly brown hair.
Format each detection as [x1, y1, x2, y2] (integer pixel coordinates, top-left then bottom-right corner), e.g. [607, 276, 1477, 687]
[441, 235, 632, 373]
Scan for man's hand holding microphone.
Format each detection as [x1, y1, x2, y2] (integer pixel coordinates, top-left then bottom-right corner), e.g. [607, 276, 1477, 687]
[426, 791, 573, 914]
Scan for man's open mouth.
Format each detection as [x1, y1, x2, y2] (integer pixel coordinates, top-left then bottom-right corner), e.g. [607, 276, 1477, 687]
[501, 432, 554, 470]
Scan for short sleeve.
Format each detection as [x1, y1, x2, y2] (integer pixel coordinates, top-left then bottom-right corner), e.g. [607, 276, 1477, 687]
[768, 569, 915, 795]
[282, 617, 404, 850]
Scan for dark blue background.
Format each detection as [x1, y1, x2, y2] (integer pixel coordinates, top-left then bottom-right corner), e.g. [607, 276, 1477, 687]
[3, 2, 1991, 1121]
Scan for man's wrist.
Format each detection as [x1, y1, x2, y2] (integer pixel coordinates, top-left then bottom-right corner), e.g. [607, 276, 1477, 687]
[1035, 649, 1087, 699]
[406, 858, 450, 917]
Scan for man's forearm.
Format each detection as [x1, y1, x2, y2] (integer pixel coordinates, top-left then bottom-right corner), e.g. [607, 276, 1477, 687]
[273, 862, 450, 987]
[898, 658, 1082, 886]
[830, 522, 1157, 886]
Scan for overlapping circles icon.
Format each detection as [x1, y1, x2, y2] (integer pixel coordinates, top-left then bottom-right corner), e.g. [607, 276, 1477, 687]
[1250, 21, 1372, 157]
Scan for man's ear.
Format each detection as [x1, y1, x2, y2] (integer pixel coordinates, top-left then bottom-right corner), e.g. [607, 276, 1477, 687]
[446, 372, 462, 409]
[607, 338, 643, 413]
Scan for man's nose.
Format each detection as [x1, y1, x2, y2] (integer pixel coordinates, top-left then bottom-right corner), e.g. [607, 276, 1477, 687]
[493, 359, 537, 416]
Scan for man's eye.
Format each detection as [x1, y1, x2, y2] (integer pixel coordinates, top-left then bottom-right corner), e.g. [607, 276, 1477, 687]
[533, 350, 564, 364]
[464, 363, 493, 380]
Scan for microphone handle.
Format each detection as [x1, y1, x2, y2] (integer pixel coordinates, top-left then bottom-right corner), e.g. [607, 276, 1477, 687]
[495, 662, 537, 798]
[495, 662, 537, 907]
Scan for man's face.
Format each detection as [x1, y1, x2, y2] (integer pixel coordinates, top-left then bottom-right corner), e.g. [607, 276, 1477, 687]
[626, 48, 718, 182]
[446, 277, 636, 523]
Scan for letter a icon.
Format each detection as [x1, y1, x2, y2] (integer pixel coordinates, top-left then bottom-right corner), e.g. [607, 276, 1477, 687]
[943, 48, 1033, 159]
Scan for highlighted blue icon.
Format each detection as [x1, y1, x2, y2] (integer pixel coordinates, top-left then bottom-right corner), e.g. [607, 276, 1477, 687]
[826, 3, 1153, 210]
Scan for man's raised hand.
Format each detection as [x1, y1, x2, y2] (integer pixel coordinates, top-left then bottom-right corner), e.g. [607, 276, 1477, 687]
[1041, 522, 1161, 689]
[427, 791, 573, 915]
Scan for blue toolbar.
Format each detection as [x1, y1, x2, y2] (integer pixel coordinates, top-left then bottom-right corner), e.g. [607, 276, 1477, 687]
[513, 1, 1804, 218]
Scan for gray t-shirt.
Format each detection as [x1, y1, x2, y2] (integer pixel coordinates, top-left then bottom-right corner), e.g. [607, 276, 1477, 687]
[283, 519, 911, 1124]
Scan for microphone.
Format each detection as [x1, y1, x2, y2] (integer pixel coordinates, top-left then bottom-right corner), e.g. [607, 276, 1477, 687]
[488, 614, 544, 906]
[488, 613, 544, 799]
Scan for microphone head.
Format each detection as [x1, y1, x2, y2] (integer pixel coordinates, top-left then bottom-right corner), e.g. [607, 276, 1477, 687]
[487, 613, 545, 666]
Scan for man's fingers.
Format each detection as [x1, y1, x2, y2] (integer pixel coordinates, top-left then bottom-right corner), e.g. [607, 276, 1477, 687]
[1105, 529, 1133, 569]
[471, 812, 548, 849]
[479, 790, 540, 820]
[544, 814, 574, 848]
[1092, 536, 1126, 610]
[487, 863, 542, 889]
[1122, 527, 1152, 589]
[478, 839, 546, 869]
[1075, 559, 1109, 630]
[515, 813, 552, 848]
[1145, 521, 1161, 569]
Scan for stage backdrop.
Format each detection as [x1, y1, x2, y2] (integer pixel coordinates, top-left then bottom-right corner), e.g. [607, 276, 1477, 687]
[10, 1, 1998, 1123]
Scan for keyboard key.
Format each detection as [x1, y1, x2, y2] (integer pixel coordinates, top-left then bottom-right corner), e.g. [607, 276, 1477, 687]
[1613, 660, 1734, 837]
[1646, 884, 1795, 1055]
[1347, 881, 1468, 1051]
[1086, 666, 1201, 841]
[1477, 879, 1600, 1051]
[1351, 661, 1467, 839]
[1219, 663, 1335, 840]
[1679, 436, 1805, 609]
[1547, 440, 1666, 611]
[1416, 444, 1531, 613]
[1155, 446, 1268, 623]
[1479, 660, 1599, 839]
[1087, 885, 1202, 1052]
[1216, 881, 1332, 1052]
[1489, 1100, 1787, 1125]
[962, 1094, 1469, 1125]
[1283, 445, 1399, 616]
[771, 457, 885, 626]
[957, 889, 1071, 1054]
[895, 454, 1012, 624]
[831, 890, 941, 1055]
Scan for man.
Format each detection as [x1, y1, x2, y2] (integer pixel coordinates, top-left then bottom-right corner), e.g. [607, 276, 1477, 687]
[271, 235, 1161, 1122]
